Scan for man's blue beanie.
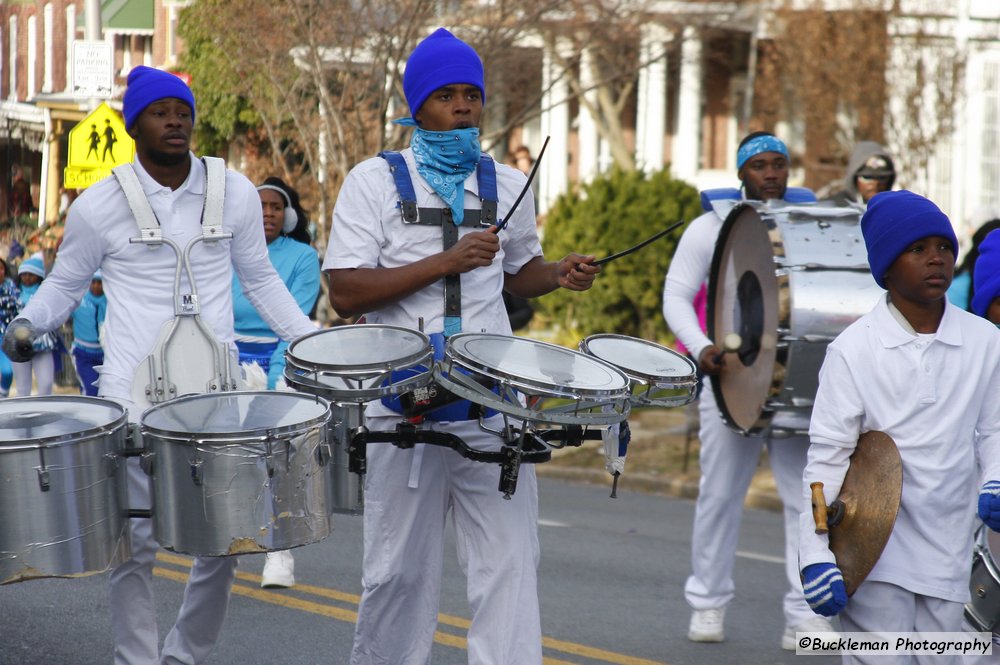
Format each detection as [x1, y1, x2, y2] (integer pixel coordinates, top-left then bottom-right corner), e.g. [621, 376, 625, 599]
[123, 66, 196, 130]
[973, 230, 1000, 317]
[403, 28, 485, 117]
[861, 190, 958, 289]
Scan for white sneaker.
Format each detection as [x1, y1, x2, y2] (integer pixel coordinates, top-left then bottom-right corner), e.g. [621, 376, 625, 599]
[688, 607, 725, 642]
[260, 550, 295, 588]
[782, 616, 835, 650]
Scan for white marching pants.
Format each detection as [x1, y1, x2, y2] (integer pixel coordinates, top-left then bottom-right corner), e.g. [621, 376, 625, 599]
[839, 581, 964, 665]
[110, 446, 238, 664]
[350, 415, 542, 665]
[684, 384, 814, 626]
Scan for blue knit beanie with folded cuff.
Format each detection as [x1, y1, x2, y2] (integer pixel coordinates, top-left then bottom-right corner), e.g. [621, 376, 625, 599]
[123, 66, 196, 130]
[403, 28, 485, 118]
[973, 229, 1000, 317]
[861, 190, 958, 289]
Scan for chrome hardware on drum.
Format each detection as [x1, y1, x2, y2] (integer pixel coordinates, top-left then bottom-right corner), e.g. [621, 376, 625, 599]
[284, 325, 433, 403]
[0, 396, 130, 584]
[433, 333, 632, 426]
[140, 391, 332, 557]
[579, 334, 697, 408]
[328, 403, 363, 515]
[708, 202, 883, 435]
[967, 525, 1000, 634]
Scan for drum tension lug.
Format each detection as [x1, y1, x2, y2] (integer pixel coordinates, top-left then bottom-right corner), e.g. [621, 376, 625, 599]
[190, 459, 204, 486]
[348, 426, 368, 475]
[36, 467, 51, 492]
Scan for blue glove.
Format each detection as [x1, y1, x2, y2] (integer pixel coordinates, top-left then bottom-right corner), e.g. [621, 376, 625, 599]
[2, 318, 38, 363]
[801, 563, 847, 617]
[979, 481, 1000, 530]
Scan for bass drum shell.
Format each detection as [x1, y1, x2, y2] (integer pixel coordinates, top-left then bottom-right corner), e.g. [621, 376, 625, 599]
[0, 395, 130, 584]
[708, 202, 883, 436]
[328, 403, 363, 515]
[141, 391, 332, 557]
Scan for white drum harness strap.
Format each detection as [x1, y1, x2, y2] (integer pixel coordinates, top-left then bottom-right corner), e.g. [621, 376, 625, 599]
[113, 157, 240, 405]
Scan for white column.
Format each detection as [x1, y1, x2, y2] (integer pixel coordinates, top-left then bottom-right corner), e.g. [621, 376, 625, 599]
[577, 48, 599, 183]
[27, 15, 37, 98]
[539, 38, 570, 215]
[65, 5, 76, 92]
[636, 24, 670, 174]
[9, 15, 18, 101]
[43, 3, 53, 93]
[672, 26, 702, 183]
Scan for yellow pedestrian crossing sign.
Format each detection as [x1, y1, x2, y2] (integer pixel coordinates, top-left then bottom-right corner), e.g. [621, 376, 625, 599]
[65, 102, 136, 189]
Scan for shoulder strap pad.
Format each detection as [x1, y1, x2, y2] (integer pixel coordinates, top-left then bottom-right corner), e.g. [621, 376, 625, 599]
[784, 186, 817, 204]
[112, 164, 162, 242]
[378, 151, 418, 222]
[201, 157, 227, 236]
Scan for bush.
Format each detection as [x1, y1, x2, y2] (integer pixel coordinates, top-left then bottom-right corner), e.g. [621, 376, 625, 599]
[537, 167, 701, 346]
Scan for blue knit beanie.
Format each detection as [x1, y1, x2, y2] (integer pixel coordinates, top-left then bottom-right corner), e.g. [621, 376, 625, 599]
[973, 229, 1000, 317]
[123, 66, 196, 130]
[861, 190, 958, 289]
[403, 28, 485, 117]
[18, 255, 45, 278]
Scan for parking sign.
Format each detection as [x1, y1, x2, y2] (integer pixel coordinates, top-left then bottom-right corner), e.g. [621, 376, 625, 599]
[72, 41, 114, 99]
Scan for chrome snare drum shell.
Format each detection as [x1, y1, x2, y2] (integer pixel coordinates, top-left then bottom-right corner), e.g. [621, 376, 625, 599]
[284, 325, 433, 403]
[0, 395, 130, 584]
[966, 525, 1000, 634]
[140, 391, 332, 557]
[579, 334, 698, 408]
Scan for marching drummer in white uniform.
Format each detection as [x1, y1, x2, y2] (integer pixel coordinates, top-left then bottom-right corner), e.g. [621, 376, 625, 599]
[324, 27, 600, 665]
[662, 131, 834, 648]
[2, 66, 314, 664]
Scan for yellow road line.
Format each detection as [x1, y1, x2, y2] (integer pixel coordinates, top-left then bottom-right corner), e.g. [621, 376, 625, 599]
[154, 552, 668, 665]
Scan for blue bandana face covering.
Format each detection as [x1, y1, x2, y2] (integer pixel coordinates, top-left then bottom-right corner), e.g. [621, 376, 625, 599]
[409, 127, 482, 225]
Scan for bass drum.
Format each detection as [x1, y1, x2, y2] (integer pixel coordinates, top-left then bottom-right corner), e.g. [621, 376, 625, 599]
[707, 202, 882, 436]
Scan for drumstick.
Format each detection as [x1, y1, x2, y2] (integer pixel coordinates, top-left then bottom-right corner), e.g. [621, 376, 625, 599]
[712, 333, 742, 364]
[493, 136, 550, 234]
[811, 482, 830, 535]
[592, 220, 686, 267]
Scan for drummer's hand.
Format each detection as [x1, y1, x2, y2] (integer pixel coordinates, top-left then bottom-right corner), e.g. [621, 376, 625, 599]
[557, 254, 600, 291]
[445, 228, 501, 273]
[2, 318, 38, 363]
[697, 345, 723, 376]
[801, 562, 847, 617]
[978, 481, 1000, 530]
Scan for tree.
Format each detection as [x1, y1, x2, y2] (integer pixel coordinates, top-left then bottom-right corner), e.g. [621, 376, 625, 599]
[537, 167, 701, 345]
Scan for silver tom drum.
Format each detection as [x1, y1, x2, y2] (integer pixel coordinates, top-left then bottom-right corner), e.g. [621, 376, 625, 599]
[0, 396, 130, 584]
[433, 333, 632, 426]
[967, 525, 1000, 635]
[708, 202, 883, 436]
[141, 391, 332, 556]
[284, 324, 433, 403]
[579, 334, 697, 408]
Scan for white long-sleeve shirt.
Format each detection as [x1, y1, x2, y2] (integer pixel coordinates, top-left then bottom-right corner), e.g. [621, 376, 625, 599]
[799, 295, 1000, 603]
[20, 155, 314, 401]
[662, 209, 722, 362]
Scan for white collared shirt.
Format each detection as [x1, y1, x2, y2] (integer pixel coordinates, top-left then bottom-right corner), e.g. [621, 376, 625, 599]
[799, 295, 1000, 602]
[20, 154, 314, 400]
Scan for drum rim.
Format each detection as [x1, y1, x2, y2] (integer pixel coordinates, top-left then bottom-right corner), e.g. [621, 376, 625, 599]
[286, 324, 432, 374]
[445, 332, 631, 398]
[580, 333, 697, 386]
[140, 390, 331, 441]
[0, 394, 128, 450]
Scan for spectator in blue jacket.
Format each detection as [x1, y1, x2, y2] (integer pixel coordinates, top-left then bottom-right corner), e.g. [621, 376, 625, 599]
[0, 258, 17, 397]
[70, 271, 107, 396]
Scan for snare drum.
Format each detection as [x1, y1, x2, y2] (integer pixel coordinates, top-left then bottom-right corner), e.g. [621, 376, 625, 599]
[967, 525, 1000, 634]
[580, 334, 697, 408]
[284, 325, 433, 403]
[0, 396, 130, 584]
[708, 202, 883, 435]
[141, 391, 332, 556]
[433, 333, 632, 426]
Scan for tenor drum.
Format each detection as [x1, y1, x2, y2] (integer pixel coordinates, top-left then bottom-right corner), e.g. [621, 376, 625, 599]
[967, 525, 1000, 634]
[707, 202, 882, 435]
[284, 325, 433, 403]
[433, 333, 632, 426]
[141, 391, 332, 556]
[0, 396, 130, 584]
[579, 334, 697, 408]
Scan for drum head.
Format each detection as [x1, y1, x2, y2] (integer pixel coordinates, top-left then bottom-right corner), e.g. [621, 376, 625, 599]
[580, 334, 696, 385]
[141, 391, 329, 439]
[707, 204, 781, 435]
[287, 325, 430, 374]
[0, 396, 126, 449]
[446, 333, 629, 399]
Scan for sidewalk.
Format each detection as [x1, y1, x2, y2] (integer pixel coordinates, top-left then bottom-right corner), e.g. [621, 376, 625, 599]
[538, 404, 784, 512]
